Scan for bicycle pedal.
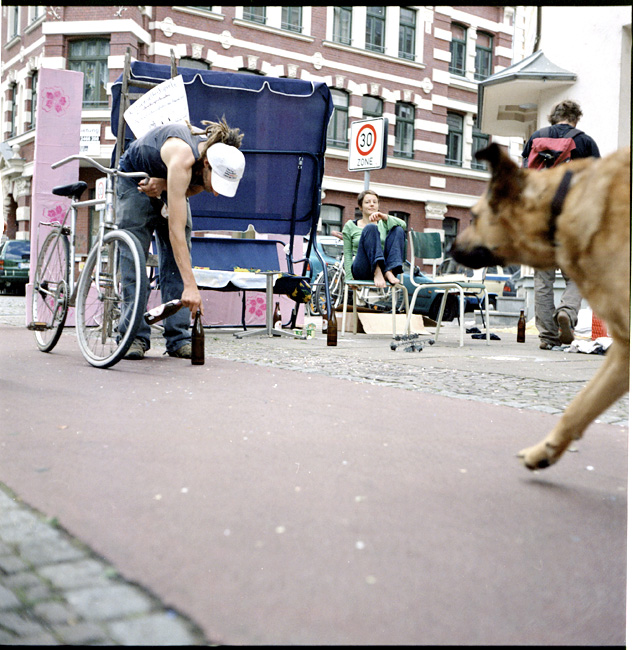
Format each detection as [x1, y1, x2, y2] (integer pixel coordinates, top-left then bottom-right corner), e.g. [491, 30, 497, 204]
[27, 322, 49, 331]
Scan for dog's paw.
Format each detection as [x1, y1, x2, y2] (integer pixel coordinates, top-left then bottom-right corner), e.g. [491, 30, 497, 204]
[517, 441, 564, 471]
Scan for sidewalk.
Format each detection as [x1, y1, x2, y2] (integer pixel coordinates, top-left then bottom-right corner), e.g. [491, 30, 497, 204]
[0, 296, 629, 645]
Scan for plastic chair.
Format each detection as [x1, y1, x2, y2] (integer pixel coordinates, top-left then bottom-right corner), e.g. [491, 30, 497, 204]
[403, 230, 490, 347]
[341, 275, 409, 337]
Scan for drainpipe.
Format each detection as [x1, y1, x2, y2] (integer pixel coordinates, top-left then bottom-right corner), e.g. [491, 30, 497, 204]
[533, 6, 541, 53]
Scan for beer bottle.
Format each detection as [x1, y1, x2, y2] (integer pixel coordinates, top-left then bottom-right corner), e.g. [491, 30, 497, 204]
[192, 309, 205, 365]
[273, 302, 282, 330]
[144, 299, 183, 325]
[327, 309, 338, 347]
[517, 309, 526, 343]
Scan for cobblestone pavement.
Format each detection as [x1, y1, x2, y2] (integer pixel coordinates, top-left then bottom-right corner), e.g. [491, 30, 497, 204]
[0, 295, 629, 644]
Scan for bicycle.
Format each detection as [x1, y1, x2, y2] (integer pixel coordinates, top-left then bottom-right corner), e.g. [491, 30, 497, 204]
[29, 154, 149, 368]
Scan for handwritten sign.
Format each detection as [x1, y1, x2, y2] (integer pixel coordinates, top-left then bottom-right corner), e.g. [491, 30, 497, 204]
[124, 75, 190, 138]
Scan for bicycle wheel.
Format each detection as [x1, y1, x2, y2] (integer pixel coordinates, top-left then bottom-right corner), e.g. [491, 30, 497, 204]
[31, 229, 70, 352]
[308, 271, 325, 316]
[75, 229, 147, 368]
[314, 266, 344, 317]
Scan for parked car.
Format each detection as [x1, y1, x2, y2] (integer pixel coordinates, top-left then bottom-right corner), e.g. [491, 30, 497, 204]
[435, 259, 518, 311]
[502, 269, 521, 297]
[303, 234, 344, 282]
[0, 239, 30, 295]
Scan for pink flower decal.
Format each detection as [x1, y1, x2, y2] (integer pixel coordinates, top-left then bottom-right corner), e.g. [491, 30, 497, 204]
[42, 87, 70, 115]
[43, 204, 65, 223]
[247, 295, 266, 319]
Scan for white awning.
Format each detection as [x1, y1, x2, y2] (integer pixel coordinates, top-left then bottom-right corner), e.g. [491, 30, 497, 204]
[477, 50, 577, 137]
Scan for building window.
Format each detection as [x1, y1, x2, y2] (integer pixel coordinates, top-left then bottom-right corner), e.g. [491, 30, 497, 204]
[179, 57, 210, 70]
[362, 95, 383, 119]
[281, 6, 302, 33]
[9, 83, 17, 138]
[30, 71, 38, 130]
[471, 125, 490, 170]
[449, 23, 466, 76]
[243, 6, 266, 24]
[475, 32, 493, 81]
[394, 102, 414, 159]
[333, 6, 352, 46]
[366, 6, 385, 54]
[8, 5, 19, 39]
[327, 89, 349, 149]
[389, 210, 409, 230]
[320, 205, 343, 235]
[399, 7, 416, 61]
[443, 217, 458, 255]
[28, 6, 44, 24]
[68, 39, 110, 108]
[445, 112, 463, 166]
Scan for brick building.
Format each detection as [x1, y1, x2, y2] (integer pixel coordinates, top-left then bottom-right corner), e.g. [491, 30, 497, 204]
[1, 5, 528, 268]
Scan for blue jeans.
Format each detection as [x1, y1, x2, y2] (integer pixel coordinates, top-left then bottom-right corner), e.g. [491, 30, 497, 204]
[351, 224, 405, 281]
[115, 176, 191, 354]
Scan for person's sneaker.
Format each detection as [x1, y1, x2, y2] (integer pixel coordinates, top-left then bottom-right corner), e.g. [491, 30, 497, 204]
[539, 341, 555, 350]
[124, 339, 146, 360]
[556, 312, 574, 345]
[167, 343, 192, 359]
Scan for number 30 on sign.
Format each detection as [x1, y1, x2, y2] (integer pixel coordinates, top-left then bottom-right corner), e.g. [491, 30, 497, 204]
[348, 117, 388, 172]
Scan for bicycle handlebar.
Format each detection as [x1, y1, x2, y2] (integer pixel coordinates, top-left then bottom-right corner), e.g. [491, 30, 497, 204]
[51, 154, 149, 181]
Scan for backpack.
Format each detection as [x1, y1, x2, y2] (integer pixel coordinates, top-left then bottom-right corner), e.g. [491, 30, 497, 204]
[526, 127, 582, 170]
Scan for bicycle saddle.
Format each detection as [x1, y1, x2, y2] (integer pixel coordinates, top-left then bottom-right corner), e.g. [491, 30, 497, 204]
[52, 181, 88, 201]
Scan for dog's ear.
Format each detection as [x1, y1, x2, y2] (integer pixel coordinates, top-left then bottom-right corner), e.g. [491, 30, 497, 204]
[476, 143, 524, 207]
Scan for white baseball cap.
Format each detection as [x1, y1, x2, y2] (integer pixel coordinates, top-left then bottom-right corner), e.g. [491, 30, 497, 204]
[206, 142, 245, 197]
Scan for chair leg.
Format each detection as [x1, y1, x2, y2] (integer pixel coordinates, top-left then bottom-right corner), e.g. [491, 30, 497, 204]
[404, 286, 423, 337]
[458, 288, 465, 347]
[435, 291, 449, 342]
[341, 283, 349, 338]
[352, 287, 358, 335]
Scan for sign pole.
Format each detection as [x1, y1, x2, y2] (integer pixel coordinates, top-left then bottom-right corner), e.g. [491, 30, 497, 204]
[364, 170, 370, 191]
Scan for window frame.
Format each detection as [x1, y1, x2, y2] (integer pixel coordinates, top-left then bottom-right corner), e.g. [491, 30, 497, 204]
[9, 83, 18, 138]
[471, 125, 490, 170]
[362, 95, 383, 119]
[333, 6, 352, 46]
[449, 23, 467, 76]
[8, 5, 20, 39]
[29, 71, 38, 131]
[67, 38, 110, 108]
[243, 6, 266, 25]
[178, 57, 210, 70]
[281, 6, 302, 33]
[327, 89, 349, 149]
[398, 7, 416, 61]
[394, 101, 415, 159]
[445, 112, 464, 166]
[475, 31, 493, 81]
[365, 6, 386, 54]
[320, 204, 343, 235]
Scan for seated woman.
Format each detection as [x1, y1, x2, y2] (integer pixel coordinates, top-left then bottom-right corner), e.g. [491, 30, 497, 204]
[342, 189, 406, 289]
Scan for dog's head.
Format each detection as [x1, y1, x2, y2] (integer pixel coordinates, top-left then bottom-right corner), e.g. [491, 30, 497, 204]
[451, 143, 546, 270]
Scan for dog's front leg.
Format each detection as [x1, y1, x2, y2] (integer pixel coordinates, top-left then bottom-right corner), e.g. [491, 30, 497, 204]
[518, 340, 629, 470]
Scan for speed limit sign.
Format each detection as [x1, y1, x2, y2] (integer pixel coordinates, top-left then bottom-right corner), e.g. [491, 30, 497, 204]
[348, 117, 388, 172]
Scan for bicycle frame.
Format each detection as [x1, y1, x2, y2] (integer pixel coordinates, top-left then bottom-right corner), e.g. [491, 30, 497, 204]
[48, 154, 147, 304]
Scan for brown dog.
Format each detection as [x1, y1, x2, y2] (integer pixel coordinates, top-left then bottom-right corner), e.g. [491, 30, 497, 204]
[451, 143, 630, 470]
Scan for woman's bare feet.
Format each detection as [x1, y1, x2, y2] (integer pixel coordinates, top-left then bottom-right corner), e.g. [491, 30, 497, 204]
[373, 266, 386, 288]
[384, 270, 399, 285]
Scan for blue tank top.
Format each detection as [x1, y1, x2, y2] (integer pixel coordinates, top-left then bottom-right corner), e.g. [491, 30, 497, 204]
[119, 123, 203, 178]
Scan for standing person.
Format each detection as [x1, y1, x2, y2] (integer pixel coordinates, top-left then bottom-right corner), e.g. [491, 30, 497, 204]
[522, 100, 600, 349]
[116, 118, 245, 360]
[342, 189, 406, 289]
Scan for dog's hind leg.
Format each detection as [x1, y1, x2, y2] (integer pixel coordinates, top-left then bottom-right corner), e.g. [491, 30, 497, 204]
[518, 339, 629, 470]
